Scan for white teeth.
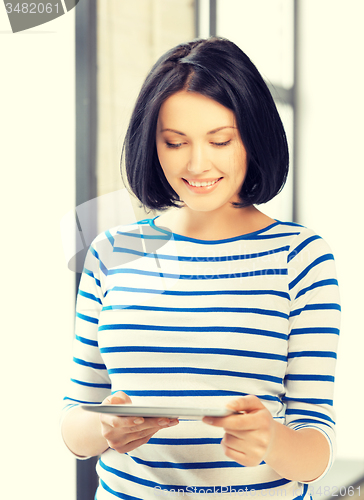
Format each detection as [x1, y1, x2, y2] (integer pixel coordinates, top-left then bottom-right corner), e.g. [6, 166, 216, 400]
[187, 178, 220, 187]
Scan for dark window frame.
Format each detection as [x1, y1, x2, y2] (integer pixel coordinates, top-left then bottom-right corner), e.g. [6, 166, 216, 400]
[75, 0, 99, 499]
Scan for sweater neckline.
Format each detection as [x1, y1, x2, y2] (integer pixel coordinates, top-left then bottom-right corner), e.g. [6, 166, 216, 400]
[149, 216, 280, 244]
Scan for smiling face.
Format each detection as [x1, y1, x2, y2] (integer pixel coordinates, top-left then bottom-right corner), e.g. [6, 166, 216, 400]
[155, 91, 248, 215]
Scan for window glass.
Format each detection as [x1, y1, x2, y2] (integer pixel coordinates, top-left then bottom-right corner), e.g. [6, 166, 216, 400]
[217, 0, 294, 88]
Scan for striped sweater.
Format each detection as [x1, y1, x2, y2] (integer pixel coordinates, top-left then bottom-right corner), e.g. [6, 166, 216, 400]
[62, 217, 340, 499]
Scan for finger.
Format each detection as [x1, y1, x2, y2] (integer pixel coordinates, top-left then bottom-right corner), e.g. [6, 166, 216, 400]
[124, 417, 179, 433]
[102, 417, 162, 443]
[111, 429, 159, 454]
[202, 412, 249, 429]
[220, 441, 260, 467]
[226, 395, 265, 413]
[111, 391, 132, 404]
[105, 415, 179, 431]
[221, 434, 265, 467]
[121, 426, 159, 445]
[203, 411, 264, 432]
[222, 429, 270, 458]
[105, 418, 180, 454]
[221, 434, 244, 454]
[102, 391, 132, 405]
[101, 418, 179, 453]
[105, 424, 159, 452]
[100, 392, 132, 425]
[202, 396, 265, 428]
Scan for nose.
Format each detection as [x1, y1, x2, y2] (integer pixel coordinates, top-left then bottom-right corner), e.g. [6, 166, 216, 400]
[187, 143, 211, 174]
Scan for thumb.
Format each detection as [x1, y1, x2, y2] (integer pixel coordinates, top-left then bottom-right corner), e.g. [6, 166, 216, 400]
[103, 391, 132, 405]
[226, 395, 264, 413]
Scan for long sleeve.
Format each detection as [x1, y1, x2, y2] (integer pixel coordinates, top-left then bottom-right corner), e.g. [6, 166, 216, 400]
[61, 240, 112, 422]
[284, 229, 340, 482]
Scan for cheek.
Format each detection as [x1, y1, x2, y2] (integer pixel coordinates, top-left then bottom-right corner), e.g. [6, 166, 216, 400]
[157, 150, 185, 177]
[156, 153, 177, 186]
[156, 148, 170, 179]
[157, 152, 171, 178]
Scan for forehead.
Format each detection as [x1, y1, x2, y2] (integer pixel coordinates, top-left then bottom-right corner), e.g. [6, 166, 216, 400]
[157, 91, 236, 130]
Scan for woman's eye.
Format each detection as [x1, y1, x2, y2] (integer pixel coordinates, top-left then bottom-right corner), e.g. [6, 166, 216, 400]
[165, 140, 231, 148]
[166, 142, 183, 148]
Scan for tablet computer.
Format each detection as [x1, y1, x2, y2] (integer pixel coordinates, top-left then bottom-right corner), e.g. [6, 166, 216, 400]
[81, 404, 234, 420]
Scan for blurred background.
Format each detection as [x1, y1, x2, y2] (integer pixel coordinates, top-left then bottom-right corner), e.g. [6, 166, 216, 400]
[1, 1, 363, 499]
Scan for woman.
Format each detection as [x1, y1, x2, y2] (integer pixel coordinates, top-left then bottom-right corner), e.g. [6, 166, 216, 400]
[61, 37, 340, 499]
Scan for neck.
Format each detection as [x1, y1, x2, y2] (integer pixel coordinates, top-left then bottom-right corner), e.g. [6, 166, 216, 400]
[172, 204, 273, 240]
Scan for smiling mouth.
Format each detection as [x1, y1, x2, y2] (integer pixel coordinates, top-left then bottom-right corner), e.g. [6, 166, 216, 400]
[183, 177, 223, 187]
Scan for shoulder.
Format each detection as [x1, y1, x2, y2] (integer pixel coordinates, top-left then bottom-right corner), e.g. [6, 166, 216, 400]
[274, 222, 335, 265]
[268, 221, 332, 256]
[91, 219, 151, 247]
[87, 219, 157, 265]
[275, 222, 339, 300]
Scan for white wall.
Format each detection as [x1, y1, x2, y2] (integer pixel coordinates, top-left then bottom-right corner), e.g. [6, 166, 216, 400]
[296, 0, 364, 460]
[0, 8, 76, 500]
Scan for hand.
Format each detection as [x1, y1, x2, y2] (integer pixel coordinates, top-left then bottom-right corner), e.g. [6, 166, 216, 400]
[99, 391, 179, 454]
[202, 395, 276, 467]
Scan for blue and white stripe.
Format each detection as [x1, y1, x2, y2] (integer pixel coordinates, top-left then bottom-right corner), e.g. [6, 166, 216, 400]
[62, 217, 340, 499]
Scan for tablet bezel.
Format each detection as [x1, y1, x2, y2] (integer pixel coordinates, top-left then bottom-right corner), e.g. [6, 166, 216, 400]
[81, 404, 234, 419]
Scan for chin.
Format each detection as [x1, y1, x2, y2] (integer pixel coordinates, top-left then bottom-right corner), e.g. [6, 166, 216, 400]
[182, 200, 226, 213]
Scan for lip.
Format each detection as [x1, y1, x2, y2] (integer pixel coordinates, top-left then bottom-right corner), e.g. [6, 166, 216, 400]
[182, 177, 223, 193]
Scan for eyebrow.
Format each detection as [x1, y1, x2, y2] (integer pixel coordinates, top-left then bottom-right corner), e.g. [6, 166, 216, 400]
[160, 126, 237, 136]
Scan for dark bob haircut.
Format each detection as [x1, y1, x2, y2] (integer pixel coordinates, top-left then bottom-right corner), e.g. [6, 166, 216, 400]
[121, 36, 289, 210]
